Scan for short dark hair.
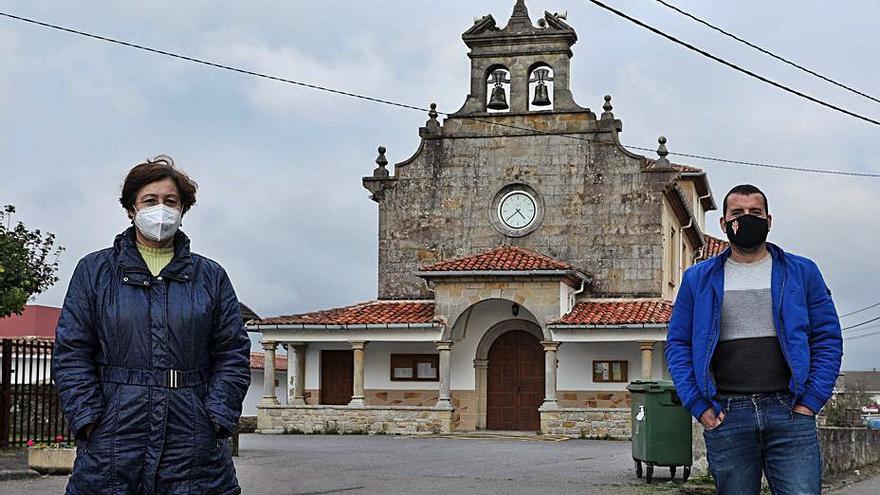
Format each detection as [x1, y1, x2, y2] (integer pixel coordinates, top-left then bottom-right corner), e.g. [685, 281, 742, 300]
[119, 155, 198, 217]
[723, 184, 768, 217]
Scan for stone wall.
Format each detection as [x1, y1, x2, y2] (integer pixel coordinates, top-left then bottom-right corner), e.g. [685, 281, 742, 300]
[540, 408, 631, 439]
[369, 112, 679, 300]
[557, 391, 630, 409]
[365, 390, 438, 407]
[692, 423, 880, 476]
[819, 427, 880, 475]
[257, 405, 453, 435]
[301, 389, 437, 407]
[451, 390, 477, 431]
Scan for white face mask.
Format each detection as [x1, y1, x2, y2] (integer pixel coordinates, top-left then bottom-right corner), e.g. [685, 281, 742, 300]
[134, 204, 182, 242]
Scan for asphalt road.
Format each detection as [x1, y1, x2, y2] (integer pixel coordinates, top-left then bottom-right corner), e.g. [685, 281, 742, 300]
[7, 433, 878, 494]
[0, 433, 669, 494]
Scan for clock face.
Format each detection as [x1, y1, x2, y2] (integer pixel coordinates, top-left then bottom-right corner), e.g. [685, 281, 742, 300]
[498, 191, 537, 229]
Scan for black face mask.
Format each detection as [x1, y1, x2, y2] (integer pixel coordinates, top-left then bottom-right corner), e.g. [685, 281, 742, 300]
[725, 214, 769, 250]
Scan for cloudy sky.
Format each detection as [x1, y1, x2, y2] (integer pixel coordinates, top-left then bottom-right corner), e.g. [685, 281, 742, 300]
[2, 1, 878, 369]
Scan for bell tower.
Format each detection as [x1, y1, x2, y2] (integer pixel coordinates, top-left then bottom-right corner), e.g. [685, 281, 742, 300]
[455, 0, 590, 115]
[364, 0, 687, 301]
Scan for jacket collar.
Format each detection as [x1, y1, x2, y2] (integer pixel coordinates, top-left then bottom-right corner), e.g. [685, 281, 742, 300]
[709, 242, 787, 297]
[115, 226, 194, 281]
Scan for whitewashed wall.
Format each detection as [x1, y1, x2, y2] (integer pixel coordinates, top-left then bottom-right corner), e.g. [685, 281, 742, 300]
[243, 369, 286, 416]
[557, 341, 670, 391]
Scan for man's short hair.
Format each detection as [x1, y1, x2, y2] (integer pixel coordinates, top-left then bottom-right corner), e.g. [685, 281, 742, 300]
[723, 184, 768, 217]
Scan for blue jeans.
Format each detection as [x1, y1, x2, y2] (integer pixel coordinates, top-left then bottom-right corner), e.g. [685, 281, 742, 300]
[703, 392, 822, 495]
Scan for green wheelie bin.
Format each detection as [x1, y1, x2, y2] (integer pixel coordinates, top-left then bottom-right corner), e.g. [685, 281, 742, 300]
[627, 380, 692, 483]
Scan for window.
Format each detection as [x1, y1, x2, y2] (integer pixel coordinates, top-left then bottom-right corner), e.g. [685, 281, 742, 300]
[390, 354, 439, 382]
[593, 360, 628, 383]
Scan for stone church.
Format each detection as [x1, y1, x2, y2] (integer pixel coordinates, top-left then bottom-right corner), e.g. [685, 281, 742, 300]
[251, 1, 723, 437]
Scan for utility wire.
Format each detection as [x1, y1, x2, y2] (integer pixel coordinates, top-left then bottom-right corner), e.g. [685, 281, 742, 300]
[585, 0, 880, 127]
[840, 301, 880, 318]
[2, 10, 880, 178]
[843, 326, 880, 341]
[842, 315, 880, 331]
[843, 322, 880, 334]
[653, 0, 880, 106]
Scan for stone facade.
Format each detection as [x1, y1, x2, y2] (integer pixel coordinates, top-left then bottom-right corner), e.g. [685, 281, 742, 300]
[540, 408, 631, 439]
[258, 405, 453, 435]
[365, 390, 438, 407]
[557, 390, 630, 409]
[252, 2, 710, 440]
[370, 119, 678, 300]
[451, 390, 478, 431]
[364, 3, 685, 301]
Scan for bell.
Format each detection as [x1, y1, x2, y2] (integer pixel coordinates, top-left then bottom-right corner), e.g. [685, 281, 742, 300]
[488, 85, 509, 111]
[532, 83, 551, 106]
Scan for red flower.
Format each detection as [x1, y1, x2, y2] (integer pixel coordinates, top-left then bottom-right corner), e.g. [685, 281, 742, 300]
[55, 435, 64, 443]
[26, 439, 35, 447]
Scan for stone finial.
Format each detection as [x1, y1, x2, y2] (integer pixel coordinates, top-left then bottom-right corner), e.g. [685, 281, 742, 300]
[601, 94, 614, 120]
[425, 103, 441, 134]
[373, 146, 389, 178]
[506, 0, 532, 31]
[655, 136, 671, 168]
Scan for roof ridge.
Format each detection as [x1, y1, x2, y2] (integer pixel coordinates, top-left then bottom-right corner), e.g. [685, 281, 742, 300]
[576, 298, 671, 304]
[420, 245, 573, 271]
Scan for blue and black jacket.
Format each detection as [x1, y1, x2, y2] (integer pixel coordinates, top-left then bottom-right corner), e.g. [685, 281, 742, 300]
[665, 243, 843, 420]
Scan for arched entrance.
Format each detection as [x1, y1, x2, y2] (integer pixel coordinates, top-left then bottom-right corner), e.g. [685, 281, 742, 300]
[486, 330, 544, 431]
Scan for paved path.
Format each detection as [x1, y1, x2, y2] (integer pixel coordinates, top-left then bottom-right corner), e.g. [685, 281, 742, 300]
[831, 475, 880, 495]
[0, 434, 682, 494]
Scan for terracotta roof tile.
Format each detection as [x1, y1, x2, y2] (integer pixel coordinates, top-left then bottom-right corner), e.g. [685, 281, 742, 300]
[250, 352, 288, 371]
[420, 246, 573, 272]
[254, 300, 436, 326]
[699, 234, 729, 261]
[551, 299, 673, 326]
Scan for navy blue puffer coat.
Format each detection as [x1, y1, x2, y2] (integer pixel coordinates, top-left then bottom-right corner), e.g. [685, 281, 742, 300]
[52, 227, 251, 494]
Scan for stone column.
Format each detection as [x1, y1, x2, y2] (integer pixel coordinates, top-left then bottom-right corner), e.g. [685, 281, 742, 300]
[287, 343, 308, 405]
[639, 341, 655, 380]
[260, 340, 280, 406]
[349, 341, 367, 407]
[474, 359, 489, 429]
[435, 341, 454, 409]
[540, 341, 560, 411]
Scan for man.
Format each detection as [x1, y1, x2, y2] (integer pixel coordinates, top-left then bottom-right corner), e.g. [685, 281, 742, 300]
[665, 184, 842, 494]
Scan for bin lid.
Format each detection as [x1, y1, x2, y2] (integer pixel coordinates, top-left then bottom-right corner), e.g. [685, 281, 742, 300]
[626, 379, 676, 393]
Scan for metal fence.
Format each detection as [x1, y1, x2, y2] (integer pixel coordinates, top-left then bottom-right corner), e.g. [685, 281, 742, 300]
[0, 338, 69, 448]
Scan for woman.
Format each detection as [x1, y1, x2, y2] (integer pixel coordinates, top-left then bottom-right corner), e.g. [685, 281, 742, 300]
[52, 155, 251, 494]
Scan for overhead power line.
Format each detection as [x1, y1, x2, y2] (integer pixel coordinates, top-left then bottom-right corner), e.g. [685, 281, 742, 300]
[585, 0, 880, 127]
[2, 10, 880, 178]
[843, 326, 880, 341]
[653, 0, 880, 106]
[840, 301, 880, 318]
[842, 315, 880, 331]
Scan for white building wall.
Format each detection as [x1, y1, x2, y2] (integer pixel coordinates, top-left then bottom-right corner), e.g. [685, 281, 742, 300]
[363, 342, 440, 390]
[558, 341, 639, 391]
[295, 313, 671, 394]
[243, 370, 286, 416]
[557, 340, 671, 391]
[302, 341, 441, 391]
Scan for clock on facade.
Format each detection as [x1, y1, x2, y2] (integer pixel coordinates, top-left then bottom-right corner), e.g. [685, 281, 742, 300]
[490, 184, 544, 237]
[498, 190, 537, 229]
